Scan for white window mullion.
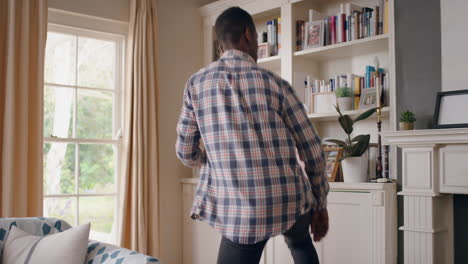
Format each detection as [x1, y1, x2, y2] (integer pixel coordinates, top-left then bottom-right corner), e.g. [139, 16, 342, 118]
[44, 193, 118, 198]
[44, 137, 118, 145]
[45, 82, 115, 93]
[74, 34, 80, 227]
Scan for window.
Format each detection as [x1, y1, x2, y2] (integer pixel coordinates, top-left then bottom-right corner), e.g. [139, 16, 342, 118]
[43, 24, 124, 244]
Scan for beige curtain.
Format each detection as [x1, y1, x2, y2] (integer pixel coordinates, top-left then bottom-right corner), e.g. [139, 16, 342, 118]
[119, 0, 160, 256]
[0, 0, 47, 217]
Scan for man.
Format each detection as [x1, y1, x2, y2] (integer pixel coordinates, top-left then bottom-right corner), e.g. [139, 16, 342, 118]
[176, 7, 329, 264]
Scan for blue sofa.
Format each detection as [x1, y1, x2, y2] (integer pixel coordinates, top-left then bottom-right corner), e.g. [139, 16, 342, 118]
[0, 217, 160, 264]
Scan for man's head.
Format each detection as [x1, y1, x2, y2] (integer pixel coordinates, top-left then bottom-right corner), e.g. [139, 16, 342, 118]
[215, 7, 258, 62]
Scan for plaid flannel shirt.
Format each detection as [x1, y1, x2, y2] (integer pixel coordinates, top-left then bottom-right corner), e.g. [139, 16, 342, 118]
[176, 49, 329, 244]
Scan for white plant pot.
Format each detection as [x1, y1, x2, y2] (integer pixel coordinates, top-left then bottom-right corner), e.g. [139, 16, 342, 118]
[336, 97, 354, 111]
[341, 155, 368, 183]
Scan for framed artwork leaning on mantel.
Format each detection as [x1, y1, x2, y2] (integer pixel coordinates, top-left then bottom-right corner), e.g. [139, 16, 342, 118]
[433, 89, 468, 129]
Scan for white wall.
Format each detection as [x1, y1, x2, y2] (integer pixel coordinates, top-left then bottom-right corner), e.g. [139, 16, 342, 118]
[48, 0, 130, 21]
[441, 0, 468, 92]
[157, 0, 205, 263]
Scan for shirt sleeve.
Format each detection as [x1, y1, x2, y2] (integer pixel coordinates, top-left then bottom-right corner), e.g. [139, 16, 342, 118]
[176, 83, 205, 168]
[280, 80, 329, 211]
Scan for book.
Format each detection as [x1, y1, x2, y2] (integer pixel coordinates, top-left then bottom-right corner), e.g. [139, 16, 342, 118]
[296, 20, 305, 51]
[379, 0, 385, 34]
[384, 0, 389, 34]
[278, 17, 282, 53]
[273, 19, 278, 55]
[331, 16, 336, 44]
[354, 76, 362, 109]
[374, 6, 380, 36]
[337, 4, 345, 43]
[365, 65, 375, 88]
[267, 20, 273, 55]
[323, 17, 330, 46]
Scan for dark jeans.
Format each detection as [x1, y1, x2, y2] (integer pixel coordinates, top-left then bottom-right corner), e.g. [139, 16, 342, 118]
[216, 212, 319, 264]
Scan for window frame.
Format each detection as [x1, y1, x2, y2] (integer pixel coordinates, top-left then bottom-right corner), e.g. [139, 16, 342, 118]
[43, 20, 126, 244]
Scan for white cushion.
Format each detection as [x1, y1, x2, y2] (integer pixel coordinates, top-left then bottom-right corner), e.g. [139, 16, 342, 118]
[2, 223, 90, 264]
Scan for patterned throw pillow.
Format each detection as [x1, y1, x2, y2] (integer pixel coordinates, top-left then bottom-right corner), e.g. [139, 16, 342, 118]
[2, 223, 90, 264]
[0, 217, 72, 260]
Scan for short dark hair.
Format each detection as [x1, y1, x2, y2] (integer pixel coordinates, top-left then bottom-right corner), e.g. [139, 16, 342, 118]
[215, 7, 255, 46]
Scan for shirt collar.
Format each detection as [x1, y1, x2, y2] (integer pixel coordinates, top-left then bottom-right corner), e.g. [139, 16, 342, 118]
[220, 49, 256, 65]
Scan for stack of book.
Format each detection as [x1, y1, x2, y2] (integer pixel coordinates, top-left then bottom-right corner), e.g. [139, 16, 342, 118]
[296, 0, 389, 51]
[262, 17, 281, 56]
[304, 65, 388, 110]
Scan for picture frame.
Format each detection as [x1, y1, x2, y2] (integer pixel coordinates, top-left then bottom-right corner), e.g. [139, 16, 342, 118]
[304, 21, 324, 49]
[323, 146, 343, 182]
[433, 89, 468, 129]
[257, 43, 270, 59]
[358, 87, 377, 109]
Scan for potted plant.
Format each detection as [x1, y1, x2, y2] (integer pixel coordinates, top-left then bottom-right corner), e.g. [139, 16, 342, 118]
[326, 105, 377, 183]
[400, 110, 416, 130]
[335, 87, 354, 111]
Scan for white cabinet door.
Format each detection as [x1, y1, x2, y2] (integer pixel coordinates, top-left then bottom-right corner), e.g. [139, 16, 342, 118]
[269, 191, 372, 264]
[182, 183, 268, 264]
[183, 181, 395, 264]
[182, 185, 221, 264]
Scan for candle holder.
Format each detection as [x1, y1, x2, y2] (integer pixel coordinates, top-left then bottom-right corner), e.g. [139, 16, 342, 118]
[373, 56, 390, 183]
[376, 107, 383, 177]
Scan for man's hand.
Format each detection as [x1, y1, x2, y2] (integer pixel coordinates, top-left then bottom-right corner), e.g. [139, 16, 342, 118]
[310, 209, 329, 242]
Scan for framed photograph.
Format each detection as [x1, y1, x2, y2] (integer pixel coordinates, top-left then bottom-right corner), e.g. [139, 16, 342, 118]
[257, 43, 270, 59]
[323, 146, 344, 182]
[304, 21, 324, 49]
[433, 89, 468, 128]
[359, 87, 377, 109]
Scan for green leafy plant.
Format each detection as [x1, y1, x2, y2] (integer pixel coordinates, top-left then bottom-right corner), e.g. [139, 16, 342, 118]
[334, 87, 353, 98]
[400, 110, 416, 123]
[326, 105, 377, 161]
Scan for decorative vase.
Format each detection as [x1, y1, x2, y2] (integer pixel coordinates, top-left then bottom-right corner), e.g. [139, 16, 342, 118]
[399, 122, 414, 130]
[341, 155, 368, 183]
[336, 97, 354, 111]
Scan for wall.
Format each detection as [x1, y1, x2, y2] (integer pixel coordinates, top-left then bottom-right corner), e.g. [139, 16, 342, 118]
[394, 0, 441, 263]
[157, 0, 205, 263]
[48, 0, 130, 21]
[394, 0, 441, 130]
[441, 0, 468, 92]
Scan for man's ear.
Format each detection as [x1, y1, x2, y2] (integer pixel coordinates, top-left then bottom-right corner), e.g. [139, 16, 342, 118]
[244, 27, 255, 43]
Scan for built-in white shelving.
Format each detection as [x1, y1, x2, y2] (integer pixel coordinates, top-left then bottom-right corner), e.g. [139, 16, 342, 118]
[257, 55, 280, 70]
[196, 0, 397, 263]
[308, 106, 390, 122]
[294, 34, 390, 61]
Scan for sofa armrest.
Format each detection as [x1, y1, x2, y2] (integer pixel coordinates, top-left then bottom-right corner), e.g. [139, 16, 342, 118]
[85, 240, 159, 264]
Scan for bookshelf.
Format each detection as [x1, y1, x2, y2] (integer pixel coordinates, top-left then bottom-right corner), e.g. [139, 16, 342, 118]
[294, 33, 389, 61]
[257, 55, 281, 71]
[199, 0, 397, 166]
[308, 106, 390, 122]
[198, 1, 397, 262]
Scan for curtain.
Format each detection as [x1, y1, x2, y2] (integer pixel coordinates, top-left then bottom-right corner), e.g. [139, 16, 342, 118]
[0, 0, 47, 217]
[119, 0, 160, 256]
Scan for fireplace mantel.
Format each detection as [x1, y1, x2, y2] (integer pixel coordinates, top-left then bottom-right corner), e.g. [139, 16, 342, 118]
[382, 128, 468, 145]
[382, 128, 468, 264]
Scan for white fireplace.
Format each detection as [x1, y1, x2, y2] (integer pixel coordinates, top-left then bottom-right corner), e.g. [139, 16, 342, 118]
[382, 128, 468, 264]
